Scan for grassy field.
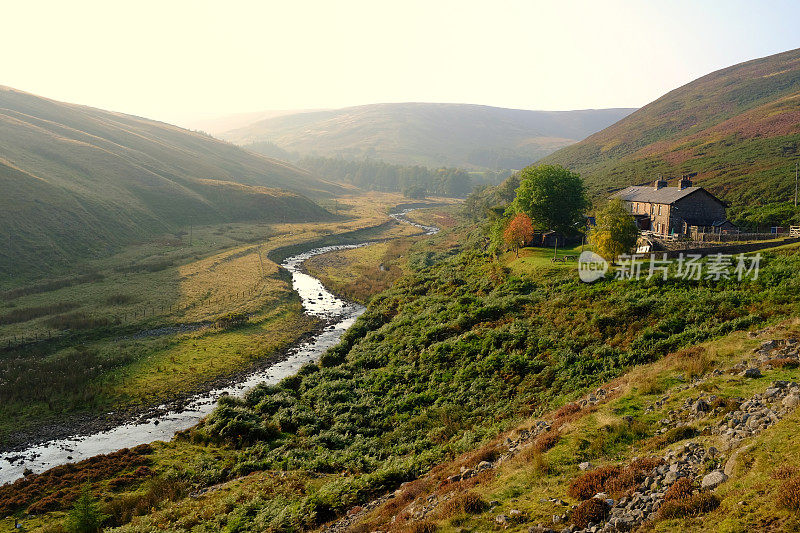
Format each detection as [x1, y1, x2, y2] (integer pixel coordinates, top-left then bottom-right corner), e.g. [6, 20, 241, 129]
[0, 191, 433, 445]
[303, 205, 463, 303]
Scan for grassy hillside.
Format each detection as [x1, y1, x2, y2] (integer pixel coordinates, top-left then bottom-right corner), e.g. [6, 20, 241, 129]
[219, 103, 635, 170]
[541, 48, 800, 205]
[0, 86, 347, 279]
[9, 208, 799, 532]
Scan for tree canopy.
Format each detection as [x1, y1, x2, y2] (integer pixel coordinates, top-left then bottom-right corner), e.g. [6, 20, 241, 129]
[503, 213, 535, 257]
[590, 198, 639, 262]
[513, 165, 589, 233]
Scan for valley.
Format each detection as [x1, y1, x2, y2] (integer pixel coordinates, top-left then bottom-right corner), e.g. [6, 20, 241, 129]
[3, 23, 800, 533]
[0, 193, 443, 451]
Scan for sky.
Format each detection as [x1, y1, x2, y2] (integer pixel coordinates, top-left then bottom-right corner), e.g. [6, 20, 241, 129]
[3, 0, 800, 128]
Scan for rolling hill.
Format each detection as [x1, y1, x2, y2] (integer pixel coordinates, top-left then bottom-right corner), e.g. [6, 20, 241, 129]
[218, 103, 636, 170]
[0, 86, 343, 279]
[541, 47, 800, 204]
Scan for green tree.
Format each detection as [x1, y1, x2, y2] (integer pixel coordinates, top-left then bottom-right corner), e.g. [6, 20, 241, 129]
[513, 165, 589, 233]
[590, 199, 639, 262]
[64, 485, 108, 533]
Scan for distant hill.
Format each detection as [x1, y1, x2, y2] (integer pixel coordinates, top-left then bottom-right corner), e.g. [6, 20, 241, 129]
[0, 86, 342, 278]
[541, 48, 800, 204]
[218, 103, 636, 170]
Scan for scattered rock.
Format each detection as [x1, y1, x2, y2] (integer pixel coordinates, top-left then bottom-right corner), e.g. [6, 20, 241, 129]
[742, 368, 762, 379]
[578, 461, 593, 471]
[701, 470, 728, 490]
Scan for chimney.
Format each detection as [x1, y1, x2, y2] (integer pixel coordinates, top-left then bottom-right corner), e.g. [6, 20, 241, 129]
[679, 177, 693, 190]
[654, 178, 668, 190]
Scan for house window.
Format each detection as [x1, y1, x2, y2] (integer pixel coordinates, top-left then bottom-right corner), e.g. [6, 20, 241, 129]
[658, 205, 662, 216]
[651, 204, 655, 215]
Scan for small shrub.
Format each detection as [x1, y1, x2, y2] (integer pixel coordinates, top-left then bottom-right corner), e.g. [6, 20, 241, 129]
[778, 476, 800, 510]
[658, 478, 719, 519]
[568, 466, 622, 500]
[63, 486, 108, 533]
[572, 497, 609, 529]
[664, 478, 695, 502]
[658, 492, 719, 519]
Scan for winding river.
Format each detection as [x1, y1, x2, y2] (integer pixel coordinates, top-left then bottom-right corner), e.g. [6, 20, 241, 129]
[0, 209, 438, 485]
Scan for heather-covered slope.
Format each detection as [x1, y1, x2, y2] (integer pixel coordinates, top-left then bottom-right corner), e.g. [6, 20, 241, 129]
[0, 86, 342, 277]
[542, 48, 800, 204]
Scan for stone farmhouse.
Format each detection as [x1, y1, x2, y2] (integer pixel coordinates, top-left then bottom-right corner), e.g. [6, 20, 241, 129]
[611, 177, 735, 236]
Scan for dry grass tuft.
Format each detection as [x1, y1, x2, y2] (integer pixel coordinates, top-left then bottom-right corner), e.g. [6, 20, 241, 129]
[405, 520, 438, 533]
[778, 475, 800, 510]
[533, 430, 561, 453]
[439, 492, 488, 518]
[772, 465, 799, 480]
[672, 346, 714, 379]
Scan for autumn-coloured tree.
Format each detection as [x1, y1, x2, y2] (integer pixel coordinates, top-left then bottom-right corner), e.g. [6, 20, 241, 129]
[503, 213, 535, 257]
[590, 199, 639, 262]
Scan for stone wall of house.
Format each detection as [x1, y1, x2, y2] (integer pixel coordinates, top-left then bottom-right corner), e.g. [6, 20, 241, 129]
[670, 190, 727, 232]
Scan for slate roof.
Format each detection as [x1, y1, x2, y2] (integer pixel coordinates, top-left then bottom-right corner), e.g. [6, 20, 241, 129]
[611, 185, 725, 206]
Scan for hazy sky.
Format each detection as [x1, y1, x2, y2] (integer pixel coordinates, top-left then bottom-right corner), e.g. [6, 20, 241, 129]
[3, 0, 799, 127]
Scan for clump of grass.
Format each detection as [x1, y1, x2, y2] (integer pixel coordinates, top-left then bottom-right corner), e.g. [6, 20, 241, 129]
[214, 312, 249, 330]
[664, 478, 695, 502]
[639, 374, 667, 395]
[533, 430, 561, 453]
[439, 492, 488, 518]
[571, 497, 609, 529]
[105, 477, 190, 527]
[772, 465, 798, 480]
[406, 520, 437, 533]
[587, 420, 650, 457]
[673, 346, 714, 379]
[778, 475, 800, 510]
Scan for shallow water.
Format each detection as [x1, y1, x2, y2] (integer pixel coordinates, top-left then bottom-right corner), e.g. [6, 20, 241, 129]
[0, 210, 437, 485]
